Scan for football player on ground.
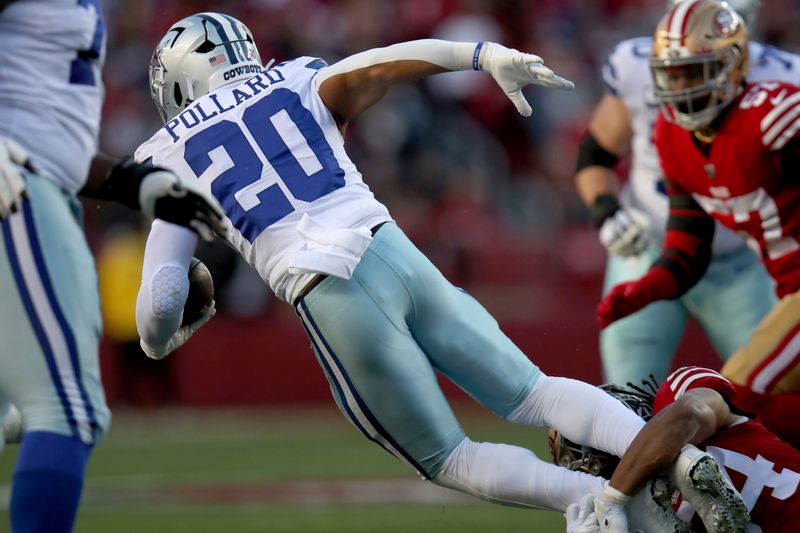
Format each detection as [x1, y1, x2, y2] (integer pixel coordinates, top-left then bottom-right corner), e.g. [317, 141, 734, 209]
[574, 0, 799, 386]
[133, 12, 742, 528]
[565, 367, 800, 532]
[598, 0, 800, 448]
[0, 1, 224, 532]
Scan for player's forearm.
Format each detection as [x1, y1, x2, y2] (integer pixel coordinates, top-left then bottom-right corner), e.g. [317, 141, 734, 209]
[609, 393, 724, 496]
[80, 153, 152, 210]
[575, 167, 620, 207]
[136, 220, 198, 351]
[317, 40, 479, 123]
[608, 405, 697, 496]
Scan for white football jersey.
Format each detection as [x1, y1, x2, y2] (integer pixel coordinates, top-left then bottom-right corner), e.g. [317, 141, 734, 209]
[0, 0, 105, 194]
[136, 57, 392, 303]
[602, 37, 800, 254]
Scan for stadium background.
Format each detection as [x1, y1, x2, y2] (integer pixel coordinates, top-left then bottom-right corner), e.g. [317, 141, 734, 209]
[3, 0, 800, 531]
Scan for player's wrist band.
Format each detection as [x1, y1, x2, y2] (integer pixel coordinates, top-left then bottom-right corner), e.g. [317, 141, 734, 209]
[102, 156, 159, 210]
[589, 194, 620, 227]
[472, 42, 485, 70]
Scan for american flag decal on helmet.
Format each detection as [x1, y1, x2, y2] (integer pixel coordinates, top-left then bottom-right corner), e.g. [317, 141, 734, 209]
[209, 53, 227, 67]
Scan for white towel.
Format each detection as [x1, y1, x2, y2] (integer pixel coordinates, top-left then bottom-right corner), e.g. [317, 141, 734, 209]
[287, 214, 373, 279]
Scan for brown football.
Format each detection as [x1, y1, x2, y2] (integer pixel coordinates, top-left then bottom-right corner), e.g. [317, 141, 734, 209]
[182, 257, 214, 326]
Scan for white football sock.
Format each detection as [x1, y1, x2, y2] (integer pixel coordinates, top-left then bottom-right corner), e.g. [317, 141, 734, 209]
[432, 437, 605, 511]
[506, 375, 645, 457]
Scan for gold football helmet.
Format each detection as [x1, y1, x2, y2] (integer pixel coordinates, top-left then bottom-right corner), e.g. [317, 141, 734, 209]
[650, 0, 749, 131]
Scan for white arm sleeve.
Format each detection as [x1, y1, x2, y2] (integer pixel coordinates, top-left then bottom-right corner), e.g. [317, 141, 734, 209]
[136, 219, 199, 351]
[315, 39, 481, 89]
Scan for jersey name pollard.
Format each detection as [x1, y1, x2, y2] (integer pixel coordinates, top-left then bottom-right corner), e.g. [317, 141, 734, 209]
[135, 57, 392, 304]
[602, 38, 800, 254]
[654, 367, 800, 531]
[0, 0, 105, 193]
[655, 82, 800, 299]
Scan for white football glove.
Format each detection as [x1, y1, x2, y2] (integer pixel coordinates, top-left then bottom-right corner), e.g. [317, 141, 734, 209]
[599, 206, 651, 257]
[594, 486, 630, 533]
[139, 170, 226, 243]
[478, 42, 574, 116]
[565, 494, 601, 533]
[0, 136, 30, 219]
[140, 300, 216, 360]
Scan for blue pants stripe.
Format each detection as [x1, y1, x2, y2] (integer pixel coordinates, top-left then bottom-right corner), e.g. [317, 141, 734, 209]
[1, 203, 96, 443]
[297, 299, 432, 479]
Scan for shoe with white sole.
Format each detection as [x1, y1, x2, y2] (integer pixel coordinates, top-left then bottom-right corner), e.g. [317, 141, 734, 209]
[670, 444, 749, 533]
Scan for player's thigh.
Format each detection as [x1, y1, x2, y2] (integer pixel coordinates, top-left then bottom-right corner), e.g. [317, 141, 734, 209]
[686, 247, 776, 359]
[297, 265, 465, 479]
[412, 284, 539, 416]
[0, 175, 109, 442]
[601, 254, 688, 384]
[722, 290, 800, 394]
[361, 225, 540, 417]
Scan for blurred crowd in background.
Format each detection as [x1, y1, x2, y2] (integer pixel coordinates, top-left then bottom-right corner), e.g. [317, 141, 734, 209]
[89, 0, 800, 405]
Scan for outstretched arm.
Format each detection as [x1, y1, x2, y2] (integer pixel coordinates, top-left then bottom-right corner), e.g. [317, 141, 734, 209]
[316, 39, 573, 126]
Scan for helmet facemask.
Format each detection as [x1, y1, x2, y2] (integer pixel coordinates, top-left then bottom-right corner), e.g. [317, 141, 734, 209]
[650, 45, 744, 131]
[651, 0, 749, 132]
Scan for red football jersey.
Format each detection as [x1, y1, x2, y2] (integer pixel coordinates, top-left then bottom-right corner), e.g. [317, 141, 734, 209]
[655, 366, 800, 531]
[654, 81, 800, 297]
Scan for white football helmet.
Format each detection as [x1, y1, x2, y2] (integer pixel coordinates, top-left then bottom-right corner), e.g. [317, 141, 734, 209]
[668, 0, 761, 29]
[651, 0, 748, 131]
[149, 12, 263, 122]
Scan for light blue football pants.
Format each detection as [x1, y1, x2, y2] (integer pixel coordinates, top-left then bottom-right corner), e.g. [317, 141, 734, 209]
[295, 223, 540, 479]
[0, 172, 110, 444]
[601, 241, 776, 385]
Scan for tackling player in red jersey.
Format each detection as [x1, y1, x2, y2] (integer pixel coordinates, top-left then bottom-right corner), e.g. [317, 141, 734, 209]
[597, 0, 800, 447]
[609, 366, 800, 532]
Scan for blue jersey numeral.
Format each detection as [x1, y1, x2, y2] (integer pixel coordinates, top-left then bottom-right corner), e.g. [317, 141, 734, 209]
[183, 89, 345, 242]
[70, 0, 105, 86]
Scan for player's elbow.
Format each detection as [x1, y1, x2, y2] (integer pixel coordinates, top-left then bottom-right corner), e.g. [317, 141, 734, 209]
[671, 395, 717, 444]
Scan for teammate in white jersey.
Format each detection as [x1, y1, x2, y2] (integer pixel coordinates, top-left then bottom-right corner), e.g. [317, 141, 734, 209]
[134, 13, 742, 524]
[0, 2, 224, 532]
[573, 0, 800, 385]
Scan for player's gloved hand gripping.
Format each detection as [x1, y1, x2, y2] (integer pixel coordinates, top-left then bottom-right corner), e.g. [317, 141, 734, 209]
[477, 42, 574, 116]
[140, 300, 216, 360]
[593, 486, 631, 533]
[0, 136, 32, 219]
[565, 494, 601, 533]
[97, 157, 226, 242]
[139, 168, 226, 243]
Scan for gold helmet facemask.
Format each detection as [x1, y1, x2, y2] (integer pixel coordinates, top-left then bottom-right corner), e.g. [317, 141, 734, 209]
[650, 0, 749, 131]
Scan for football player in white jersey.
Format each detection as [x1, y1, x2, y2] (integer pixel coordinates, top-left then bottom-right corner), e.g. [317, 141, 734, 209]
[134, 12, 741, 525]
[573, 0, 800, 385]
[0, 1, 224, 532]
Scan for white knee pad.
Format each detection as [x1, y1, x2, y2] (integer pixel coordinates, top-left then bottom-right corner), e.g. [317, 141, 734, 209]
[432, 437, 605, 511]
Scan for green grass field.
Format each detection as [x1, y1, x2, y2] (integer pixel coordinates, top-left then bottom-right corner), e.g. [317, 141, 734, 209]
[0, 405, 567, 532]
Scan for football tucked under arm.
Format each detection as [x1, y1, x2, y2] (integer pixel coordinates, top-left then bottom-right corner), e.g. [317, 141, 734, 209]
[136, 220, 215, 359]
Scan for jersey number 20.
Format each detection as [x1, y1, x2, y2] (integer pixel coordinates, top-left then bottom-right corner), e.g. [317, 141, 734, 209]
[183, 88, 345, 242]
